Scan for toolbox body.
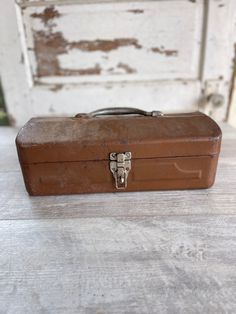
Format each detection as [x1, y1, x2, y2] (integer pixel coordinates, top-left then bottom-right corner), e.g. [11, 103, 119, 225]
[16, 109, 222, 196]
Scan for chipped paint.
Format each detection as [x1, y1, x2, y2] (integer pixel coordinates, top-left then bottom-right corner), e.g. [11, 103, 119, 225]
[127, 9, 144, 14]
[33, 31, 66, 77]
[33, 31, 103, 76]
[33, 29, 142, 77]
[31, 6, 61, 26]
[151, 47, 178, 57]
[117, 62, 136, 74]
[69, 38, 142, 52]
[75, 64, 101, 76]
[26, 0, 204, 82]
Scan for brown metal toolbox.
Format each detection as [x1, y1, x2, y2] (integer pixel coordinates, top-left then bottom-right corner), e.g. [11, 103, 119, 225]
[16, 108, 222, 196]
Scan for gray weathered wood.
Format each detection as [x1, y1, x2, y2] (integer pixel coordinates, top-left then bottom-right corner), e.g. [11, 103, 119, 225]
[0, 216, 236, 314]
[0, 124, 236, 313]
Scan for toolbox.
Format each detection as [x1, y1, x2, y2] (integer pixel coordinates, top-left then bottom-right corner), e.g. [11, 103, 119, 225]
[16, 108, 222, 196]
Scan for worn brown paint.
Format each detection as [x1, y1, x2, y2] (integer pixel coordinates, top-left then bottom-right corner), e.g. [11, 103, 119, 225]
[151, 47, 178, 57]
[31, 6, 61, 26]
[107, 63, 136, 75]
[55, 65, 101, 76]
[74, 64, 102, 76]
[33, 28, 142, 77]
[31, 5, 143, 77]
[127, 9, 144, 14]
[33, 31, 66, 77]
[33, 31, 103, 77]
[117, 62, 136, 74]
[69, 38, 142, 52]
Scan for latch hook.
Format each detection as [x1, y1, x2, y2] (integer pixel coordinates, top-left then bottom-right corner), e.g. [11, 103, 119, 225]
[109, 152, 131, 189]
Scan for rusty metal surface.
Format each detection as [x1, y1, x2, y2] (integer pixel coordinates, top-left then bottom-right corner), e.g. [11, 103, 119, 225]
[16, 111, 222, 195]
[16, 112, 221, 162]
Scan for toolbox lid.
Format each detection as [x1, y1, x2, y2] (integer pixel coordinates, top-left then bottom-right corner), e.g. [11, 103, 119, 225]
[16, 111, 221, 164]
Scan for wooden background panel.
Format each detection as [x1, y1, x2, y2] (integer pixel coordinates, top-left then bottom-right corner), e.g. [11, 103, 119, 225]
[29, 80, 201, 116]
[0, 0, 233, 125]
[200, 0, 236, 121]
[21, 0, 203, 83]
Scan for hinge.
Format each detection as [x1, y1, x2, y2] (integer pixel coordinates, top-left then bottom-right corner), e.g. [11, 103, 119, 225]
[109, 152, 131, 189]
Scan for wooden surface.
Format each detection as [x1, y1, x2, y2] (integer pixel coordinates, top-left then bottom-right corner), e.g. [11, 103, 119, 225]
[0, 124, 236, 313]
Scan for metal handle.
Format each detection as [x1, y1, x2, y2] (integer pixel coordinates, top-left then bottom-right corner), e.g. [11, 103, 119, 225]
[86, 107, 163, 117]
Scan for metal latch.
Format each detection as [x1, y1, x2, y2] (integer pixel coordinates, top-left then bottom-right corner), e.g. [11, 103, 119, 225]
[109, 152, 131, 189]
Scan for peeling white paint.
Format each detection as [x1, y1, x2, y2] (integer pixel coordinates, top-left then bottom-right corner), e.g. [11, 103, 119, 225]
[0, 0, 235, 126]
[24, 1, 203, 82]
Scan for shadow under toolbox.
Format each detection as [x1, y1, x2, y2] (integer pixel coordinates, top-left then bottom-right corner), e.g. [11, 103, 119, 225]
[16, 108, 222, 196]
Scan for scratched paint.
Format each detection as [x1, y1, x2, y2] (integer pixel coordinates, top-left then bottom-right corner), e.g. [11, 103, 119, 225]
[117, 62, 136, 74]
[151, 47, 178, 57]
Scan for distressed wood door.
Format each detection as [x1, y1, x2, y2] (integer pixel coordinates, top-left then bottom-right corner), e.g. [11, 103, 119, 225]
[0, 0, 235, 126]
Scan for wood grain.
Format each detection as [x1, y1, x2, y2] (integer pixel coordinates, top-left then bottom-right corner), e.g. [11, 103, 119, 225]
[0, 124, 236, 313]
[0, 216, 236, 314]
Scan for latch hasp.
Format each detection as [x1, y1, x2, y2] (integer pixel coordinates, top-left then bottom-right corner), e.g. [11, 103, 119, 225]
[109, 152, 131, 189]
